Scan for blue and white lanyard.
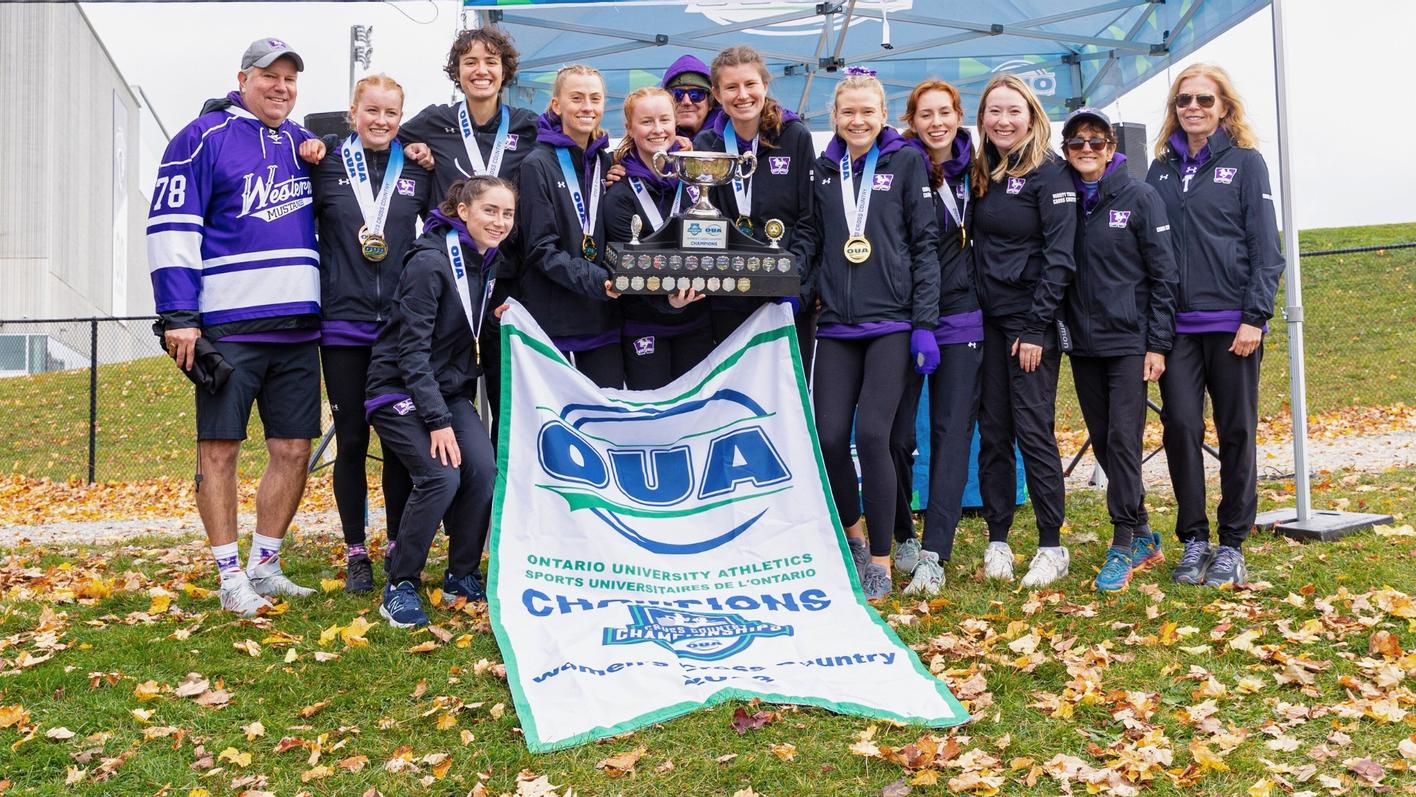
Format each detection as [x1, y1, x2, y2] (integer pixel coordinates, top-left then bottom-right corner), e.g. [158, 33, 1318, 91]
[445, 229, 495, 340]
[555, 147, 603, 238]
[724, 124, 757, 217]
[628, 177, 684, 232]
[340, 134, 404, 237]
[839, 144, 880, 239]
[456, 102, 511, 177]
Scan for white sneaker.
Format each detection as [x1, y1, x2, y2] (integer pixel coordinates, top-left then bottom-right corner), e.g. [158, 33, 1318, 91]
[983, 541, 1015, 581]
[248, 571, 315, 598]
[219, 575, 274, 617]
[1020, 546, 1070, 588]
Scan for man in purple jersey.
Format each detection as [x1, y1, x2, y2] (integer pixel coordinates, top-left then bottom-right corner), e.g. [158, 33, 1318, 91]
[149, 38, 323, 616]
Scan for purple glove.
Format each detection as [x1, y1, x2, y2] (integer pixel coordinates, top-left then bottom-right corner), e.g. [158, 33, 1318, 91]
[911, 328, 940, 375]
[776, 295, 801, 314]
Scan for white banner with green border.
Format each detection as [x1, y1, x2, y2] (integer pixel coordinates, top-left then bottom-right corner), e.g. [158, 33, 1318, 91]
[489, 301, 967, 751]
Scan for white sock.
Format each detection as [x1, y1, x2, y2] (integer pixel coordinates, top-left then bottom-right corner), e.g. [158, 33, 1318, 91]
[212, 542, 244, 586]
[247, 532, 284, 577]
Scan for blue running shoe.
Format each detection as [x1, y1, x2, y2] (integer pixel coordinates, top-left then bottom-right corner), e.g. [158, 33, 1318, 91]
[1095, 547, 1134, 593]
[380, 581, 429, 628]
[442, 571, 487, 602]
[1130, 531, 1164, 572]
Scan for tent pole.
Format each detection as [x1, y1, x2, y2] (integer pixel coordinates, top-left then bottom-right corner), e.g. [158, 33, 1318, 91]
[1254, 0, 1392, 540]
[1269, 0, 1310, 522]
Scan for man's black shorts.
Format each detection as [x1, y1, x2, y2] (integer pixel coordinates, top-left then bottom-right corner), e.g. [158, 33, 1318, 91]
[195, 340, 321, 441]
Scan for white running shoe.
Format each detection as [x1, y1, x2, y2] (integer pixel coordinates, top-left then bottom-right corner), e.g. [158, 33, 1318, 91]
[903, 551, 944, 596]
[983, 541, 1015, 581]
[219, 576, 274, 617]
[1020, 546, 1070, 588]
[248, 571, 315, 598]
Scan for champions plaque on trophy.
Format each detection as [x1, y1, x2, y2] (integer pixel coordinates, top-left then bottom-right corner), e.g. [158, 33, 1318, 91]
[605, 150, 800, 297]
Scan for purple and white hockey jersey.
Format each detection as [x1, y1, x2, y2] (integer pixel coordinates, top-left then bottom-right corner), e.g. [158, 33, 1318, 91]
[148, 92, 319, 336]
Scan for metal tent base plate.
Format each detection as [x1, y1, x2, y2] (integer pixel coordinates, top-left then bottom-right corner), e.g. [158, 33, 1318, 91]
[1255, 508, 1394, 542]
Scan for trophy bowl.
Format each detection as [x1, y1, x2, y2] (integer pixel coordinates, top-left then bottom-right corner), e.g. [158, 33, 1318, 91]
[652, 149, 757, 217]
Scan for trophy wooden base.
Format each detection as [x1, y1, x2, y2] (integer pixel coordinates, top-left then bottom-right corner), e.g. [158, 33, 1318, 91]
[607, 213, 800, 298]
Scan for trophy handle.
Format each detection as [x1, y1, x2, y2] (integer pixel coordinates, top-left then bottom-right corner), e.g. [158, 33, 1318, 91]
[736, 151, 758, 180]
[651, 150, 676, 179]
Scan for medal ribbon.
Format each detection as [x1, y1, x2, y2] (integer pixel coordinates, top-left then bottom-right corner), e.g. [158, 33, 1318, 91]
[456, 102, 511, 177]
[839, 144, 880, 241]
[939, 172, 969, 235]
[555, 147, 603, 245]
[341, 134, 404, 238]
[724, 124, 756, 218]
[629, 177, 683, 232]
[445, 230, 495, 341]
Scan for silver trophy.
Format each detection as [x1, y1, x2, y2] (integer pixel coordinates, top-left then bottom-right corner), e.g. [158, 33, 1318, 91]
[651, 149, 757, 218]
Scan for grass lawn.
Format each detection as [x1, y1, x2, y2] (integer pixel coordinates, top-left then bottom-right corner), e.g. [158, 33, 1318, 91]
[1, 467, 1413, 795]
[3, 224, 1415, 484]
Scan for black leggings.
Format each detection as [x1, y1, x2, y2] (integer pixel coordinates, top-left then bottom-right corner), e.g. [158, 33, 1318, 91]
[890, 342, 982, 560]
[814, 333, 911, 557]
[1160, 332, 1262, 549]
[976, 317, 1066, 547]
[372, 398, 495, 585]
[622, 325, 716, 390]
[321, 345, 411, 546]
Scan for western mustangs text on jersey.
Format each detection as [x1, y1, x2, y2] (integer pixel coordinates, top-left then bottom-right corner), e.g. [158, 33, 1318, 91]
[147, 93, 319, 331]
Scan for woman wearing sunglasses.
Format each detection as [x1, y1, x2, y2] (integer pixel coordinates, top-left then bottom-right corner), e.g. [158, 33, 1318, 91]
[661, 55, 723, 138]
[1146, 64, 1282, 588]
[1058, 108, 1177, 593]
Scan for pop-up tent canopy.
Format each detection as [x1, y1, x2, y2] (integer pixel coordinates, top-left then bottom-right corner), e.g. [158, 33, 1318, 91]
[467, 0, 1388, 539]
[464, 0, 1267, 130]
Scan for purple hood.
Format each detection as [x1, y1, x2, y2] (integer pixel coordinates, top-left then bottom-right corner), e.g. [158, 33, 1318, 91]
[822, 126, 908, 173]
[619, 142, 683, 192]
[425, 208, 497, 267]
[903, 127, 973, 183]
[536, 111, 610, 159]
[710, 103, 803, 141]
[1068, 152, 1128, 215]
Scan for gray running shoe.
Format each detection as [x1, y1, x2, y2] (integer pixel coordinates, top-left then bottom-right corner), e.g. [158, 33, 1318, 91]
[903, 551, 944, 596]
[860, 563, 892, 600]
[1203, 545, 1247, 588]
[847, 536, 870, 576]
[893, 538, 922, 574]
[1171, 539, 1214, 585]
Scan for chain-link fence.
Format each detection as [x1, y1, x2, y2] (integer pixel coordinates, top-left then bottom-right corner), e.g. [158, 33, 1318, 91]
[2, 237, 1412, 484]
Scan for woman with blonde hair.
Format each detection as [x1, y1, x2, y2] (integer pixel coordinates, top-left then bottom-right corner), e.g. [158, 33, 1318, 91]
[791, 68, 940, 600]
[970, 73, 1077, 588]
[603, 87, 710, 388]
[695, 46, 817, 367]
[887, 78, 983, 595]
[1146, 63, 1281, 588]
[516, 64, 624, 388]
[308, 73, 432, 593]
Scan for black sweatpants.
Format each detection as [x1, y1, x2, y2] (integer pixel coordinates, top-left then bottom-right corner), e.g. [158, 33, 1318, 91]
[321, 345, 411, 546]
[1159, 332, 1262, 549]
[564, 342, 625, 389]
[977, 317, 1066, 547]
[814, 333, 911, 558]
[1071, 354, 1148, 550]
[712, 305, 817, 382]
[372, 398, 495, 586]
[622, 325, 716, 390]
[890, 342, 983, 561]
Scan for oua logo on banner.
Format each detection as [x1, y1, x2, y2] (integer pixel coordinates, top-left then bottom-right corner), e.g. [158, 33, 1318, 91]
[489, 301, 966, 751]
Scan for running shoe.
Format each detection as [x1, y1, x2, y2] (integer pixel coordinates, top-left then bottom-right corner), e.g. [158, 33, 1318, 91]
[442, 570, 487, 602]
[1203, 545, 1248, 588]
[1095, 547, 1134, 593]
[219, 575, 273, 617]
[1020, 546, 1070, 588]
[847, 536, 870, 576]
[381, 581, 429, 628]
[345, 555, 375, 593]
[860, 563, 892, 601]
[893, 537, 922, 574]
[983, 541, 1015, 581]
[248, 571, 315, 598]
[1171, 539, 1214, 585]
[1129, 530, 1165, 571]
[903, 550, 944, 596]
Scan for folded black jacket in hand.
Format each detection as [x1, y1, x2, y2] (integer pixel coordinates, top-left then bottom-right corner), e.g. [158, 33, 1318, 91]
[152, 321, 234, 394]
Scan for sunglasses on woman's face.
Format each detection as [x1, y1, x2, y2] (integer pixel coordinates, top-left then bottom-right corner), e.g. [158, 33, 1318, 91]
[1174, 93, 1217, 109]
[1064, 136, 1111, 152]
[670, 87, 709, 104]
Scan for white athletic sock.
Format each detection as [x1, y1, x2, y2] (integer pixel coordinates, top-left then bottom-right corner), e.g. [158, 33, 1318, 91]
[247, 533, 284, 577]
[212, 541, 244, 587]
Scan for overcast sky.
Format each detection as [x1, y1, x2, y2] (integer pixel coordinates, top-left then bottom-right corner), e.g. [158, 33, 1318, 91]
[82, 1, 1414, 232]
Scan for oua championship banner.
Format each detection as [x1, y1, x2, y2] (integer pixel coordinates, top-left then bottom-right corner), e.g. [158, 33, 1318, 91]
[488, 302, 967, 751]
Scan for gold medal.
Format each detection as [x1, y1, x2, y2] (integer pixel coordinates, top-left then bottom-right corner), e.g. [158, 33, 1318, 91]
[735, 215, 753, 237]
[959, 226, 967, 248]
[582, 235, 599, 262]
[843, 236, 872, 264]
[361, 233, 388, 263]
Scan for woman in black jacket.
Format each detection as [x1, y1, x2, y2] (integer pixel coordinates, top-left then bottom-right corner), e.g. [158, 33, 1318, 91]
[694, 46, 817, 370]
[603, 86, 710, 389]
[792, 70, 941, 601]
[1146, 64, 1282, 588]
[516, 64, 624, 388]
[889, 78, 984, 596]
[310, 74, 431, 593]
[970, 74, 1077, 589]
[365, 176, 514, 628]
[1059, 107, 1178, 593]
